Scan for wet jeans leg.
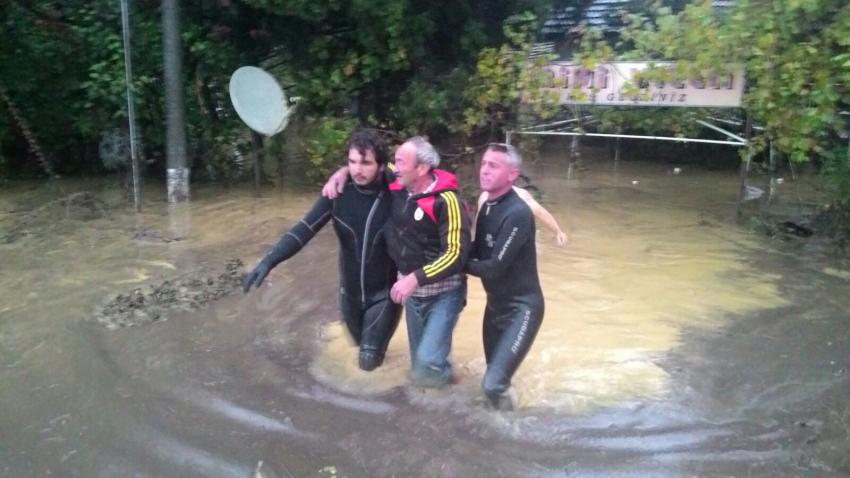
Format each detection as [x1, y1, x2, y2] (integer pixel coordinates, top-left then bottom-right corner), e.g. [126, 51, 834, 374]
[404, 284, 465, 388]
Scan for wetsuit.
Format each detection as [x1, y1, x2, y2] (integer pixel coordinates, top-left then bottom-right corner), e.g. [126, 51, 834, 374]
[467, 188, 544, 408]
[256, 176, 401, 370]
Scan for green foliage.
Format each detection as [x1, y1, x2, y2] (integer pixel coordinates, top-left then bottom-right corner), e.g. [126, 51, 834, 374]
[0, 1, 90, 169]
[239, 0, 544, 126]
[723, 0, 850, 166]
[573, 0, 850, 208]
[66, 2, 163, 139]
[462, 12, 560, 134]
[571, 2, 733, 139]
[392, 69, 467, 136]
[303, 116, 356, 184]
[5, 0, 844, 214]
[1, 0, 550, 178]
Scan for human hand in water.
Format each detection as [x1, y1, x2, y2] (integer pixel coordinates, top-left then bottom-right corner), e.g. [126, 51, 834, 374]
[390, 273, 418, 304]
[555, 229, 568, 246]
[241, 261, 271, 293]
[321, 166, 350, 199]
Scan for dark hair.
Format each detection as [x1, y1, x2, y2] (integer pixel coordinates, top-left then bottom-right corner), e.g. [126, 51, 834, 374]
[346, 129, 388, 166]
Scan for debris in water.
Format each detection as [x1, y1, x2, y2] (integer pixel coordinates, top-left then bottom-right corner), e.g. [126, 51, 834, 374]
[93, 259, 243, 329]
[743, 185, 764, 201]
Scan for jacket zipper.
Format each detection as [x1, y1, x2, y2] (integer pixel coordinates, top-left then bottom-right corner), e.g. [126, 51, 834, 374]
[361, 190, 382, 304]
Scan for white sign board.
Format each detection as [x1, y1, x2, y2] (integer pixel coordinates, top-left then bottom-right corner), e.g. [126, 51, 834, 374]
[544, 61, 745, 108]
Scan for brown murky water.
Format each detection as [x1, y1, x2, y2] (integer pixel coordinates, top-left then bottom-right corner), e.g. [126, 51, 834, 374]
[2, 149, 849, 477]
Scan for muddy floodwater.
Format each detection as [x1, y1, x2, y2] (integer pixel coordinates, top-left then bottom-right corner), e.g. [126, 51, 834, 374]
[2, 150, 849, 477]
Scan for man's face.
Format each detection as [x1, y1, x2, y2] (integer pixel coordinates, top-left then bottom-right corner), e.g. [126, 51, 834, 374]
[393, 142, 421, 188]
[479, 149, 519, 193]
[348, 147, 380, 186]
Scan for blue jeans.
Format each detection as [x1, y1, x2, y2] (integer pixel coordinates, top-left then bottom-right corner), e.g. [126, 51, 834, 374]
[404, 283, 466, 388]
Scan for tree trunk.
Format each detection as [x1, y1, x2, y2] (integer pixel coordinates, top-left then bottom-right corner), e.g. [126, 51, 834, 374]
[0, 84, 55, 178]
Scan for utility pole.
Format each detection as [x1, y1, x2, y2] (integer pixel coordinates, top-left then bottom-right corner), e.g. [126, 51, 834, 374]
[120, 0, 141, 211]
[162, 0, 189, 202]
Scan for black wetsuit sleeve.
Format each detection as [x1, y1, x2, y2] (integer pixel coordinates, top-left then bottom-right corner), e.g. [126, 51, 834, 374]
[261, 195, 333, 267]
[414, 190, 469, 285]
[466, 207, 532, 280]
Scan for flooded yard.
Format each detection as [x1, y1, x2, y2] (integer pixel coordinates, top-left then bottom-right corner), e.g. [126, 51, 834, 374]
[1, 150, 848, 477]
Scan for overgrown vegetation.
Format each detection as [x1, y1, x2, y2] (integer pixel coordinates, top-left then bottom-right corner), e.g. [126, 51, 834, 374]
[0, 0, 553, 181]
[568, 0, 850, 241]
[0, 0, 848, 225]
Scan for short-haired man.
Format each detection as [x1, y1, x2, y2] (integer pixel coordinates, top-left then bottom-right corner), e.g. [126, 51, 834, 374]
[384, 137, 471, 388]
[466, 143, 545, 410]
[242, 129, 401, 371]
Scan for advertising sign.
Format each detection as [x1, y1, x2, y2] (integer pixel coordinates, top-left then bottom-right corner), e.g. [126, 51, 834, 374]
[544, 61, 745, 107]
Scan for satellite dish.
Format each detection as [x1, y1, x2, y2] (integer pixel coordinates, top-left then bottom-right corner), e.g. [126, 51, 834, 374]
[229, 66, 293, 137]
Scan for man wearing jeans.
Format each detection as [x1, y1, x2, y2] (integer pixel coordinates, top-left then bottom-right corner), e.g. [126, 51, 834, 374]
[384, 137, 470, 388]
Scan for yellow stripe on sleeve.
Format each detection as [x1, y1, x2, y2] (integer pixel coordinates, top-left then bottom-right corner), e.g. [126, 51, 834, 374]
[423, 191, 461, 277]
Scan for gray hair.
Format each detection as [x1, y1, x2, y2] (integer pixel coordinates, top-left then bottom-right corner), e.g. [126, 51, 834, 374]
[488, 143, 522, 169]
[406, 136, 440, 169]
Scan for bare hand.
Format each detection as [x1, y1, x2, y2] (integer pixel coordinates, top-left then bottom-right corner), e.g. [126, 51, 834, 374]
[555, 230, 568, 247]
[390, 273, 418, 304]
[321, 166, 350, 199]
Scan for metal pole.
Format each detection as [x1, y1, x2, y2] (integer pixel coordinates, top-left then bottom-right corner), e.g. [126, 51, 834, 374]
[768, 141, 778, 204]
[521, 116, 593, 131]
[120, 0, 141, 212]
[614, 137, 621, 161]
[509, 130, 746, 146]
[163, 0, 189, 203]
[251, 132, 263, 198]
[736, 115, 753, 218]
[694, 119, 748, 144]
[570, 134, 580, 161]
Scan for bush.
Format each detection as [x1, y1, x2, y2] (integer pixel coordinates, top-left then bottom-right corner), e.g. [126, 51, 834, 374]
[303, 117, 357, 184]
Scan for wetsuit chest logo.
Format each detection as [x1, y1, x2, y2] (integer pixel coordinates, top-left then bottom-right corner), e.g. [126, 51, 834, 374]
[414, 207, 424, 221]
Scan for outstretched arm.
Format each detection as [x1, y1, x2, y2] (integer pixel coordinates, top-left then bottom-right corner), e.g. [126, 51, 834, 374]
[242, 195, 333, 292]
[513, 187, 567, 246]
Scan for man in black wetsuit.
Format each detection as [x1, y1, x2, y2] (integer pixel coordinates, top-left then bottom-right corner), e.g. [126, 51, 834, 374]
[242, 129, 401, 371]
[466, 143, 545, 410]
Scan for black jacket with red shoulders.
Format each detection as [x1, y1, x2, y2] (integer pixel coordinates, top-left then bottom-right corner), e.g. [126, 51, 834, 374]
[382, 169, 471, 286]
